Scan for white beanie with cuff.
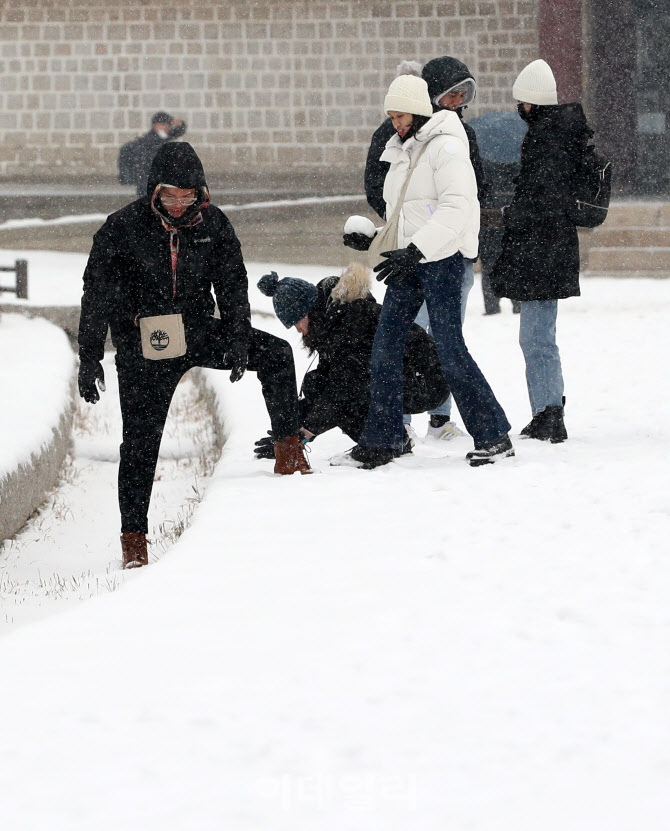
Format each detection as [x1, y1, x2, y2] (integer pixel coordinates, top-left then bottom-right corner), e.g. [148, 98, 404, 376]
[384, 75, 433, 117]
[512, 59, 558, 106]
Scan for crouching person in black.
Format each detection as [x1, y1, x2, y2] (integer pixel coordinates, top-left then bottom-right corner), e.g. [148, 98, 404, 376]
[78, 142, 311, 570]
[254, 263, 450, 460]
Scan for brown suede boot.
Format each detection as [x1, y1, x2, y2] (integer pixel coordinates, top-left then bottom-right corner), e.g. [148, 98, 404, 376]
[273, 435, 313, 475]
[121, 532, 149, 569]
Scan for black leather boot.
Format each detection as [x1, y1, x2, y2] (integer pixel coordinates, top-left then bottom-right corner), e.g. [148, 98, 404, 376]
[537, 406, 568, 443]
[520, 412, 544, 437]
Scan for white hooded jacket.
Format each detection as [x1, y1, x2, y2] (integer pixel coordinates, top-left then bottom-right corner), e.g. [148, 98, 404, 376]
[380, 109, 480, 261]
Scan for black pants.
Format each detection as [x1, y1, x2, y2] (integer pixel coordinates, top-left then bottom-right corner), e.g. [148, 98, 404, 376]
[299, 390, 368, 444]
[116, 320, 298, 533]
[300, 364, 448, 445]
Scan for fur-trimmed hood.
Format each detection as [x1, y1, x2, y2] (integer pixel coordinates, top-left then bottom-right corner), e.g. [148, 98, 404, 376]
[329, 262, 372, 304]
[304, 263, 375, 354]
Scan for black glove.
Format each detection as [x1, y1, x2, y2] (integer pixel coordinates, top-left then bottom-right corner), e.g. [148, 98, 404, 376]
[226, 340, 248, 383]
[78, 358, 105, 404]
[254, 431, 276, 460]
[343, 232, 375, 251]
[372, 243, 424, 285]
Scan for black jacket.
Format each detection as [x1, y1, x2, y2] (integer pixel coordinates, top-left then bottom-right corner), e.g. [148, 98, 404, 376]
[365, 57, 488, 220]
[80, 143, 250, 363]
[118, 121, 188, 196]
[490, 104, 592, 301]
[300, 275, 449, 437]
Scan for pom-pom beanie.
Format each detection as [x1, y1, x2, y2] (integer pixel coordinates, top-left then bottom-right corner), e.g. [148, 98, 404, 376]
[512, 59, 558, 106]
[383, 75, 433, 117]
[257, 271, 319, 328]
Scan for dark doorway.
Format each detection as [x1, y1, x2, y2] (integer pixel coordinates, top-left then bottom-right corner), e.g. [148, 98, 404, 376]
[588, 0, 669, 197]
[634, 0, 670, 195]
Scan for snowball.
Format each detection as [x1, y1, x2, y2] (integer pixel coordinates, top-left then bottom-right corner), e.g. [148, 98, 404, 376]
[343, 215, 377, 237]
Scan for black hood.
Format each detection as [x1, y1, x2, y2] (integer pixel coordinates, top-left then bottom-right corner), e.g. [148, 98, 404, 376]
[526, 103, 593, 149]
[146, 141, 207, 198]
[421, 56, 475, 106]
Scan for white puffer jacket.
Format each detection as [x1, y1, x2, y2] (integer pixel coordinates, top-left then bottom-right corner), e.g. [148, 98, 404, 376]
[380, 109, 480, 261]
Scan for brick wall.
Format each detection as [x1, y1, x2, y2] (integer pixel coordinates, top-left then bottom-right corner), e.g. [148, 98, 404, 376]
[0, 0, 540, 179]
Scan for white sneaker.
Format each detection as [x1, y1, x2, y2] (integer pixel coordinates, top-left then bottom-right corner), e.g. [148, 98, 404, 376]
[426, 421, 465, 441]
[401, 424, 419, 453]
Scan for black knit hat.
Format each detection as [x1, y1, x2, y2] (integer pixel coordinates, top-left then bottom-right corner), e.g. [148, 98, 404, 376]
[152, 111, 173, 125]
[257, 271, 319, 328]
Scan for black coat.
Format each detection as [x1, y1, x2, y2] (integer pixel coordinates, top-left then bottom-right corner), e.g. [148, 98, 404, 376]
[490, 104, 592, 301]
[80, 143, 250, 363]
[300, 276, 449, 438]
[118, 121, 188, 196]
[478, 160, 520, 271]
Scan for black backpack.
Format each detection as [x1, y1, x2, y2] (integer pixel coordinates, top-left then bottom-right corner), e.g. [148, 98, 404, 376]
[569, 143, 612, 227]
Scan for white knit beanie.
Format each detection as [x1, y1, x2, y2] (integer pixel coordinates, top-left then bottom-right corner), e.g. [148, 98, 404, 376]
[384, 75, 433, 117]
[512, 59, 558, 106]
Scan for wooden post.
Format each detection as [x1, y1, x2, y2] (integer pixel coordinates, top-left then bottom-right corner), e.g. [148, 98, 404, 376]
[15, 260, 28, 300]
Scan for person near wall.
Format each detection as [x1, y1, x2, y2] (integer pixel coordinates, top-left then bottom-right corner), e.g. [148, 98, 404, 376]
[334, 75, 513, 470]
[362, 56, 488, 441]
[78, 142, 311, 570]
[253, 264, 450, 458]
[490, 59, 593, 443]
[467, 109, 526, 316]
[118, 111, 188, 198]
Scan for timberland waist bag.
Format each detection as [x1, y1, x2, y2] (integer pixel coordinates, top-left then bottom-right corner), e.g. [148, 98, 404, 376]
[139, 313, 187, 360]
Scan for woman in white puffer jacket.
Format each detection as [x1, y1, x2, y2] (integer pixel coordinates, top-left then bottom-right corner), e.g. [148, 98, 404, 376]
[381, 105, 480, 265]
[334, 75, 513, 469]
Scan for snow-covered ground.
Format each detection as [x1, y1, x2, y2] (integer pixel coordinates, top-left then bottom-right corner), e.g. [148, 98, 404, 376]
[0, 247, 669, 830]
[0, 314, 74, 479]
[0, 350, 218, 629]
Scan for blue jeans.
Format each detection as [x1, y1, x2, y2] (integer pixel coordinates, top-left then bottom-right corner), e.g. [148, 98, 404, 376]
[519, 300, 564, 415]
[410, 257, 474, 419]
[360, 254, 511, 451]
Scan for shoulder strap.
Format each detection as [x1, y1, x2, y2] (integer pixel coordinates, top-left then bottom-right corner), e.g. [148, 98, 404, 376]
[386, 141, 429, 223]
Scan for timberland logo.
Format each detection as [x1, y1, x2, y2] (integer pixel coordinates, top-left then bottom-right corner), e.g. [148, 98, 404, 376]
[150, 329, 169, 351]
[195, 237, 212, 243]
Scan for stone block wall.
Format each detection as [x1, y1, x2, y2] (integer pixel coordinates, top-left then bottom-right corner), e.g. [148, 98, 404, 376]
[0, 0, 539, 178]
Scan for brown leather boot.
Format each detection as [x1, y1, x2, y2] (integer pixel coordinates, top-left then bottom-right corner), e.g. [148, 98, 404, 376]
[273, 435, 313, 475]
[121, 532, 149, 569]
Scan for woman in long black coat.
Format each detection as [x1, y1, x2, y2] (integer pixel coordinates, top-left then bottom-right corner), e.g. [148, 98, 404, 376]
[255, 263, 450, 456]
[491, 59, 593, 443]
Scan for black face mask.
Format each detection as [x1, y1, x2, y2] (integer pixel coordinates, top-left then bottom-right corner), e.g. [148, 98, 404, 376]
[517, 102, 540, 123]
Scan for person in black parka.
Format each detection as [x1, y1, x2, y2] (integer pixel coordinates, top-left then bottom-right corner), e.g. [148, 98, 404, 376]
[254, 263, 450, 456]
[490, 60, 594, 443]
[118, 111, 188, 197]
[79, 142, 311, 569]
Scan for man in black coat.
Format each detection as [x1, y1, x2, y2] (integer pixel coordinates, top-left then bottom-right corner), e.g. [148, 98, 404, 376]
[490, 59, 594, 443]
[118, 111, 188, 197]
[79, 142, 311, 569]
[255, 264, 450, 456]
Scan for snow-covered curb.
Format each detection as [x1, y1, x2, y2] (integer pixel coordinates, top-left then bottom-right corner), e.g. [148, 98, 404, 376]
[190, 367, 227, 456]
[0, 314, 76, 542]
